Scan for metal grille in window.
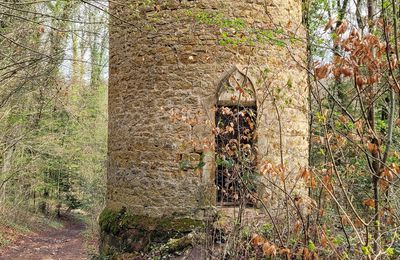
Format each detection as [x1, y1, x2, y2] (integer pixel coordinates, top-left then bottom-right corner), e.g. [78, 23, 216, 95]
[215, 105, 257, 206]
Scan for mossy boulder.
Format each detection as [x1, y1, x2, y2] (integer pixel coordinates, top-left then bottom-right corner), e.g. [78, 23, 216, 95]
[99, 207, 204, 255]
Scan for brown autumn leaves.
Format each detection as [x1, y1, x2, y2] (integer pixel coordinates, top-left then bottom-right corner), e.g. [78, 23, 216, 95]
[315, 19, 399, 93]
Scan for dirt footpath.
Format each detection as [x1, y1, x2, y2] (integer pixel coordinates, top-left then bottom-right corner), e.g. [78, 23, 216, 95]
[0, 216, 88, 260]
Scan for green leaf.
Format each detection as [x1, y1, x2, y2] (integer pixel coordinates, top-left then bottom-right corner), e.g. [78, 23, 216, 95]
[386, 247, 395, 257]
[308, 240, 315, 252]
[361, 245, 372, 256]
[196, 161, 205, 169]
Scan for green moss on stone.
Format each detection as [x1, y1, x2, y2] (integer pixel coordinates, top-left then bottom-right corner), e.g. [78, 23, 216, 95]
[99, 208, 123, 235]
[157, 217, 204, 232]
[99, 207, 203, 235]
[99, 207, 204, 254]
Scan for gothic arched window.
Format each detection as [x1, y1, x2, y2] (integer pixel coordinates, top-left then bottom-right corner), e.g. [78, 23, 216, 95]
[215, 68, 257, 206]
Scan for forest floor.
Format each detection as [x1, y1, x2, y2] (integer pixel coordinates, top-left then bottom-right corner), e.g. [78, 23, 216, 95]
[0, 214, 91, 260]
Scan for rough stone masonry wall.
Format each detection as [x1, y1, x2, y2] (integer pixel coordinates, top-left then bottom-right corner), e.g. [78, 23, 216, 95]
[105, 0, 308, 252]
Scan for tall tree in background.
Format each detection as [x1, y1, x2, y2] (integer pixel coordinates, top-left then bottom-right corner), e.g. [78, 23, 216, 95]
[0, 0, 108, 224]
[307, 0, 400, 257]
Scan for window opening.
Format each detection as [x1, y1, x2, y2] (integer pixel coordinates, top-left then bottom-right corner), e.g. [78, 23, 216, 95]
[215, 68, 257, 206]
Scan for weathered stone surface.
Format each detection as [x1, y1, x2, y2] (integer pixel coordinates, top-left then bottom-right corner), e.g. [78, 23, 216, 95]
[99, 208, 203, 254]
[105, 0, 308, 254]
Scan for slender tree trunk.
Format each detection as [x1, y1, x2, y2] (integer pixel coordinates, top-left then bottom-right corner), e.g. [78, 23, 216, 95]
[369, 0, 379, 252]
[1, 145, 15, 204]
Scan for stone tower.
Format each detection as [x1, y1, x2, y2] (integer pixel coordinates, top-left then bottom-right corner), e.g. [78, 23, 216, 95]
[102, 0, 308, 253]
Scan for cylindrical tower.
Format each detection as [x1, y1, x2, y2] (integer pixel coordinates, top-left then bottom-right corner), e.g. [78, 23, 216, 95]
[103, 0, 308, 253]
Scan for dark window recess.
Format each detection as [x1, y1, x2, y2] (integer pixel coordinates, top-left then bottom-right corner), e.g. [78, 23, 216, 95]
[215, 106, 257, 206]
